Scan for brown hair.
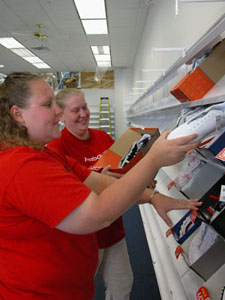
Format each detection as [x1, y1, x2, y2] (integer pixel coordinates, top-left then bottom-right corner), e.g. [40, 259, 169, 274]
[56, 88, 84, 109]
[0, 72, 43, 150]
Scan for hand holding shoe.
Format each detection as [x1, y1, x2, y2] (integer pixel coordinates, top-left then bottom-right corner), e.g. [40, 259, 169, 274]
[149, 130, 200, 168]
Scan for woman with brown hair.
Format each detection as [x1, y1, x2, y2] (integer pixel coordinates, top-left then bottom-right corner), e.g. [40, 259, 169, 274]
[0, 72, 201, 300]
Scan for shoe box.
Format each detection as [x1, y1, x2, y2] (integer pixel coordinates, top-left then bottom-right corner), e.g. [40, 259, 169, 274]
[197, 129, 225, 165]
[170, 39, 225, 102]
[93, 128, 160, 174]
[170, 67, 214, 102]
[188, 232, 225, 281]
[197, 175, 225, 235]
[171, 209, 202, 244]
[171, 215, 225, 281]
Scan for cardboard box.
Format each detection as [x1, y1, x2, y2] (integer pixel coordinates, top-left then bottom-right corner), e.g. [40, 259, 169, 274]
[171, 39, 225, 102]
[198, 130, 225, 165]
[188, 234, 225, 280]
[175, 222, 225, 281]
[170, 67, 215, 102]
[172, 210, 202, 244]
[200, 39, 225, 83]
[211, 205, 225, 239]
[94, 128, 160, 174]
[198, 175, 225, 223]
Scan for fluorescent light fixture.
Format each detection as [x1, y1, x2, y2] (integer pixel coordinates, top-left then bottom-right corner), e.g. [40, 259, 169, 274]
[91, 46, 99, 54]
[132, 87, 147, 90]
[0, 37, 51, 69]
[91, 45, 110, 55]
[82, 19, 108, 34]
[136, 80, 156, 83]
[103, 46, 110, 54]
[74, 0, 106, 19]
[0, 65, 4, 68]
[97, 61, 111, 67]
[0, 37, 25, 49]
[11, 48, 35, 57]
[23, 56, 43, 63]
[33, 62, 51, 69]
[94, 54, 110, 61]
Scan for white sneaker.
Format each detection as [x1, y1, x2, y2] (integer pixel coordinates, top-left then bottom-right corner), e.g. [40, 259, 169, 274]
[167, 102, 225, 142]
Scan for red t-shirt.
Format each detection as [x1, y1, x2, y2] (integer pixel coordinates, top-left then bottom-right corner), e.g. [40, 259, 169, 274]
[48, 128, 125, 248]
[0, 146, 98, 300]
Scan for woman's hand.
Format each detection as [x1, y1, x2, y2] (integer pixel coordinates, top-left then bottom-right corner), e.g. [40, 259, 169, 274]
[151, 193, 202, 227]
[102, 165, 123, 179]
[148, 131, 200, 168]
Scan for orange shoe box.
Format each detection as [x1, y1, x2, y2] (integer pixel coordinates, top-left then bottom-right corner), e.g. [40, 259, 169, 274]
[171, 39, 225, 102]
[170, 67, 215, 103]
[94, 127, 160, 174]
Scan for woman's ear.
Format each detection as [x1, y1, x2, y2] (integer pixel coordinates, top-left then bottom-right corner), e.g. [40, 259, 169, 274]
[10, 105, 25, 124]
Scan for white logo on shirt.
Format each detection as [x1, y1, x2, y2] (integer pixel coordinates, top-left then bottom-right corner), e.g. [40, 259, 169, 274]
[84, 154, 102, 162]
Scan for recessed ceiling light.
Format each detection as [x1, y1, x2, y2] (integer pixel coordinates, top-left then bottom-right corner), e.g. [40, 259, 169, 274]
[97, 61, 111, 67]
[103, 46, 110, 54]
[82, 19, 108, 34]
[74, 0, 106, 19]
[0, 37, 51, 69]
[91, 46, 99, 54]
[23, 57, 43, 63]
[11, 48, 35, 57]
[91, 45, 110, 55]
[33, 62, 51, 69]
[0, 37, 25, 49]
[0, 65, 4, 68]
[94, 54, 110, 62]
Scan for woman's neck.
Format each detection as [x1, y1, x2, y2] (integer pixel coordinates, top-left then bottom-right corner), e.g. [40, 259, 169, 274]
[68, 128, 90, 140]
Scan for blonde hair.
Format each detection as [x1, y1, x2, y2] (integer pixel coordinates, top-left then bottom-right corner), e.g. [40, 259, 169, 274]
[0, 72, 43, 150]
[56, 88, 84, 109]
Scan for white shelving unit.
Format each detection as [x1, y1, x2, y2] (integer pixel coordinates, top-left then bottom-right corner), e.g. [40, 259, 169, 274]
[126, 7, 225, 300]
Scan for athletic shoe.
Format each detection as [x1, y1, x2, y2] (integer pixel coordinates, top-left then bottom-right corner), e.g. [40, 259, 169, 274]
[167, 102, 225, 142]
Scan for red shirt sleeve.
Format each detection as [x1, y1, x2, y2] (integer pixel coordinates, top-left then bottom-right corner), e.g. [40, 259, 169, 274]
[65, 154, 91, 181]
[5, 153, 92, 228]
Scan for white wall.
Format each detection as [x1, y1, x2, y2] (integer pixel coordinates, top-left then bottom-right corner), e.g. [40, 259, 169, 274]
[131, 0, 225, 106]
[114, 68, 133, 138]
[82, 89, 115, 107]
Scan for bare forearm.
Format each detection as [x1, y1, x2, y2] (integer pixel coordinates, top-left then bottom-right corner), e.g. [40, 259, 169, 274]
[93, 154, 159, 221]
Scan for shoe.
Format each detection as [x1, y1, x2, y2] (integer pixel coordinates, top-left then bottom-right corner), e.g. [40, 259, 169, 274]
[119, 134, 150, 167]
[167, 102, 225, 142]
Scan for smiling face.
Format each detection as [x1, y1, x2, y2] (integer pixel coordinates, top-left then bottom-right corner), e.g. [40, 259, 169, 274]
[18, 79, 63, 145]
[62, 93, 90, 139]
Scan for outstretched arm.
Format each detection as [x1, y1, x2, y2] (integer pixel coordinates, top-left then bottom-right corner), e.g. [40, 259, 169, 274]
[56, 132, 200, 234]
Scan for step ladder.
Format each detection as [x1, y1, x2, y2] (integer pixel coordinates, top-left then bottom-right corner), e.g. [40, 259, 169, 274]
[99, 97, 112, 136]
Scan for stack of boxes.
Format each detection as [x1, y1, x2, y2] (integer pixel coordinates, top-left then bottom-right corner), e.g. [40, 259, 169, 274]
[170, 175, 225, 282]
